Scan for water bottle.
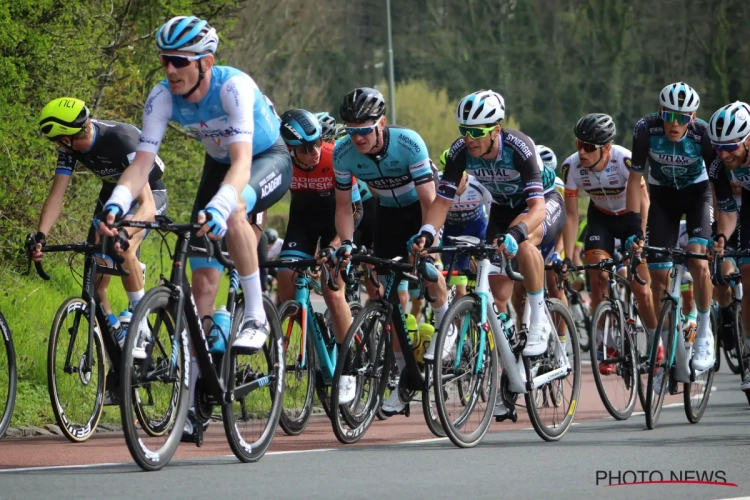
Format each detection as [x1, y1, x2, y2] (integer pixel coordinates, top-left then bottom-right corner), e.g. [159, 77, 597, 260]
[108, 313, 124, 345]
[416, 323, 435, 363]
[405, 314, 419, 347]
[209, 306, 231, 354]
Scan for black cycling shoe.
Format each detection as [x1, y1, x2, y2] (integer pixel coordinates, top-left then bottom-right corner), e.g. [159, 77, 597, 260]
[181, 409, 209, 447]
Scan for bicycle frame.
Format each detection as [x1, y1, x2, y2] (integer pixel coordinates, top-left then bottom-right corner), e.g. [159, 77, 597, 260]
[292, 272, 338, 384]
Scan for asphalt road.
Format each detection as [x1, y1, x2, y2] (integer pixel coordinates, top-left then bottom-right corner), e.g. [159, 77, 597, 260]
[0, 365, 748, 500]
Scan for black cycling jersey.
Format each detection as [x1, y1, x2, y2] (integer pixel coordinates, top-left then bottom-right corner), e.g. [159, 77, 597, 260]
[55, 120, 166, 190]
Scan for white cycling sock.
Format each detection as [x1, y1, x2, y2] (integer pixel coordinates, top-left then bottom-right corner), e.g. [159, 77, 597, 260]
[240, 271, 266, 323]
[696, 309, 711, 340]
[528, 289, 545, 325]
[432, 303, 448, 328]
[127, 289, 145, 309]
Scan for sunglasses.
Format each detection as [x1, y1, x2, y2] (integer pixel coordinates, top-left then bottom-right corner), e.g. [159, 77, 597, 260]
[576, 140, 605, 153]
[458, 125, 496, 139]
[345, 117, 384, 136]
[159, 53, 209, 69]
[660, 110, 693, 126]
[295, 139, 322, 154]
[712, 134, 749, 153]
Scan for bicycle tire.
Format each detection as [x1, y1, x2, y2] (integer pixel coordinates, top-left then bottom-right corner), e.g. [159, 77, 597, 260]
[0, 311, 16, 440]
[645, 300, 675, 430]
[421, 368, 446, 438]
[433, 295, 497, 448]
[731, 304, 750, 405]
[635, 326, 649, 412]
[119, 286, 189, 471]
[330, 302, 391, 444]
[223, 295, 284, 462]
[277, 300, 315, 436]
[684, 328, 717, 423]
[589, 301, 637, 420]
[526, 298, 581, 441]
[47, 297, 105, 443]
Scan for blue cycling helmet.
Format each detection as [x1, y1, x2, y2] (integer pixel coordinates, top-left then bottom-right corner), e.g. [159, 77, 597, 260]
[156, 16, 219, 54]
[280, 109, 322, 146]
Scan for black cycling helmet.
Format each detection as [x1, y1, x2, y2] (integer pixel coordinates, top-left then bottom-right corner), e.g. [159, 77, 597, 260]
[264, 228, 279, 244]
[280, 109, 321, 147]
[574, 113, 617, 145]
[339, 87, 386, 124]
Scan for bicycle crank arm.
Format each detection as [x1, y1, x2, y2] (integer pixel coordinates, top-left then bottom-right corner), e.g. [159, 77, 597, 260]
[531, 366, 569, 390]
[234, 375, 274, 400]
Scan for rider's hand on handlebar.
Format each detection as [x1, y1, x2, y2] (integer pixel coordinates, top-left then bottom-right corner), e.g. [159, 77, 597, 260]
[708, 234, 726, 260]
[625, 234, 644, 256]
[316, 245, 335, 266]
[196, 208, 226, 240]
[493, 233, 519, 259]
[26, 232, 46, 263]
[95, 205, 123, 237]
[335, 240, 353, 265]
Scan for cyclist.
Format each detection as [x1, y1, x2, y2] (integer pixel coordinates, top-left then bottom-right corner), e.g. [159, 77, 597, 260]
[266, 228, 283, 259]
[332, 87, 449, 415]
[706, 100, 750, 393]
[95, 16, 292, 436]
[276, 109, 364, 403]
[626, 82, 732, 371]
[417, 90, 563, 359]
[537, 144, 567, 304]
[32, 97, 168, 360]
[561, 113, 654, 374]
[315, 112, 338, 143]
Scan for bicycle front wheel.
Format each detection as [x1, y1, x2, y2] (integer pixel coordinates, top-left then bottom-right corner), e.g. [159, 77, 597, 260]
[731, 303, 750, 405]
[434, 295, 497, 448]
[48, 297, 105, 443]
[119, 287, 190, 471]
[0, 311, 16, 440]
[223, 295, 284, 463]
[277, 300, 315, 436]
[684, 328, 716, 423]
[645, 300, 675, 430]
[525, 298, 581, 442]
[590, 301, 637, 420]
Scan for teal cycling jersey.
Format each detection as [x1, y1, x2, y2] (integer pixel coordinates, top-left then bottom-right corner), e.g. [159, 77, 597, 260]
[439, 129, 556, 209]
[707, 156, 748, 213]
[358, 180, 373, 202]
[334, 126, 435, 208]
[138, 66, 281, 164]
[630, 112, 716, 190]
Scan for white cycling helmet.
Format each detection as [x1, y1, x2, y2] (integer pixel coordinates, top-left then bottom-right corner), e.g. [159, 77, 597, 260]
[708, 101, 750, 143]
[156, 16, 219, 54]
[535, 144, 557, 170]
[659, 82, 700, 113]
[456, 90, 505, 126]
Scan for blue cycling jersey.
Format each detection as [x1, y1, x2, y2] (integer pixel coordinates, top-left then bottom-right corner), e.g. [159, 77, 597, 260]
[358, 181, 373, 202]
[334, 127, 435, 208]
[630, 113, 716, 190]
[139, 66, 281, 164]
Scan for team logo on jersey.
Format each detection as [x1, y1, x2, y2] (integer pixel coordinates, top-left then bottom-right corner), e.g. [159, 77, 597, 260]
[624, 157, 632, 169]
[561, 163, 570, 182]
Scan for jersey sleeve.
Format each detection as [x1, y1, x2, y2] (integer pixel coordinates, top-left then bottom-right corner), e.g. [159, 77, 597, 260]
[560, 154, 578, 197]
[437, 139, 468, 201]
[700, 128, 719, 175]
[630, 118, 649, 173]
[400, 131, 434, 186]
[137, 84, 173, 155]
[219, 75, 256, 146]
[55, 150, 76, 176]
[506, 132, 543, 202]
[708, 157, 737, 212]
[333, 140, 353, 191]
[351, 178, 362, 202]
[475, 177, 493, 215]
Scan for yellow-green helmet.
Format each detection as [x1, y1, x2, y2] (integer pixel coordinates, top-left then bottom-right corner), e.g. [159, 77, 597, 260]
[439, 148, 450, 168]
[39, 98, 90, 138]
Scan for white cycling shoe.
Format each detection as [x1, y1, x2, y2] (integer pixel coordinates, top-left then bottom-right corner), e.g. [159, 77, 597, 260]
[523, 322, 551, 357]
[338, 375, 357, 404]
[691, 335, 715, 371]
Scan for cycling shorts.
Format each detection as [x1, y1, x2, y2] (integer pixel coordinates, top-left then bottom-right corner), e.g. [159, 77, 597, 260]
[374, 201, 422, 261]
[646, 181, 712, 268]
[354, 195, 378, 250]
[584, 201, 636, 259]
[279, 208, 337, 262]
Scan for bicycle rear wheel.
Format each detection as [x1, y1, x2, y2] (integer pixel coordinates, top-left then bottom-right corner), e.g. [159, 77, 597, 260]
[277, 300, 315, 436]
[223, 295, 284, 462]
[119, 286, 189, 471]
[645, 300, 675, 430]
[0, 311, 16, 440]
[731, 304, 750, 405]
[330, 302, 391, 444]
[47, 297, 105, 443]
[526, 298, 581, 441]
[433, 295, 497, 448]
[589, 301, 637, 420]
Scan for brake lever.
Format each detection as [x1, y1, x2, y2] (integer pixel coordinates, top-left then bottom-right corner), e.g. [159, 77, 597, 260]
[628, 246, 646, 285]
[711, 254, 726, 287]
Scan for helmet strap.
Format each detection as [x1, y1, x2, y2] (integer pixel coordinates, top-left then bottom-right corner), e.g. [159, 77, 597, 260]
[181, 59, 206, 99]
[369, 126, 383, 155]
[482, 129, 500, 157]
[588, 149, 609, 171]
[292, 149, 317, 170]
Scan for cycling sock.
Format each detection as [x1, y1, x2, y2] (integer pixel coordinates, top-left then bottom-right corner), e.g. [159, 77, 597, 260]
[394, 351, 406, 373]
[240, 271, 266, 323]
[432, 303, 448, 328]
[696, 309, 711, 340]
[188, 357, 199, 411]
[528, 289, 545, 324]
[127, 289, 145, 309]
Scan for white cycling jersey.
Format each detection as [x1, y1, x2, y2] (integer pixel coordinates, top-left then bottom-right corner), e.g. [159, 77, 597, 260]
[437, 172, 493, 225]
[268, 239, 284, 260]
[561, 144, 634, 214]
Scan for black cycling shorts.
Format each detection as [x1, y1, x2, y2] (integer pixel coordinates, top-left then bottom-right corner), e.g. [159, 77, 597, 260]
[88, 185, 168, 245]
[486, 189, 565, 259]
[584, 201, 634, 258]
[279, 208, 337, 260]
[737, 189, 750, 265]
[354, 196, 378, 250]
[189, 137, 292, 253]
[646, 181, 712, 266]
[374, 201, 422, 261]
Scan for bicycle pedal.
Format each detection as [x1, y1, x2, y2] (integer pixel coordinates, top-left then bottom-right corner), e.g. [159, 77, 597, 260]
[495, 409, 517, 423]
